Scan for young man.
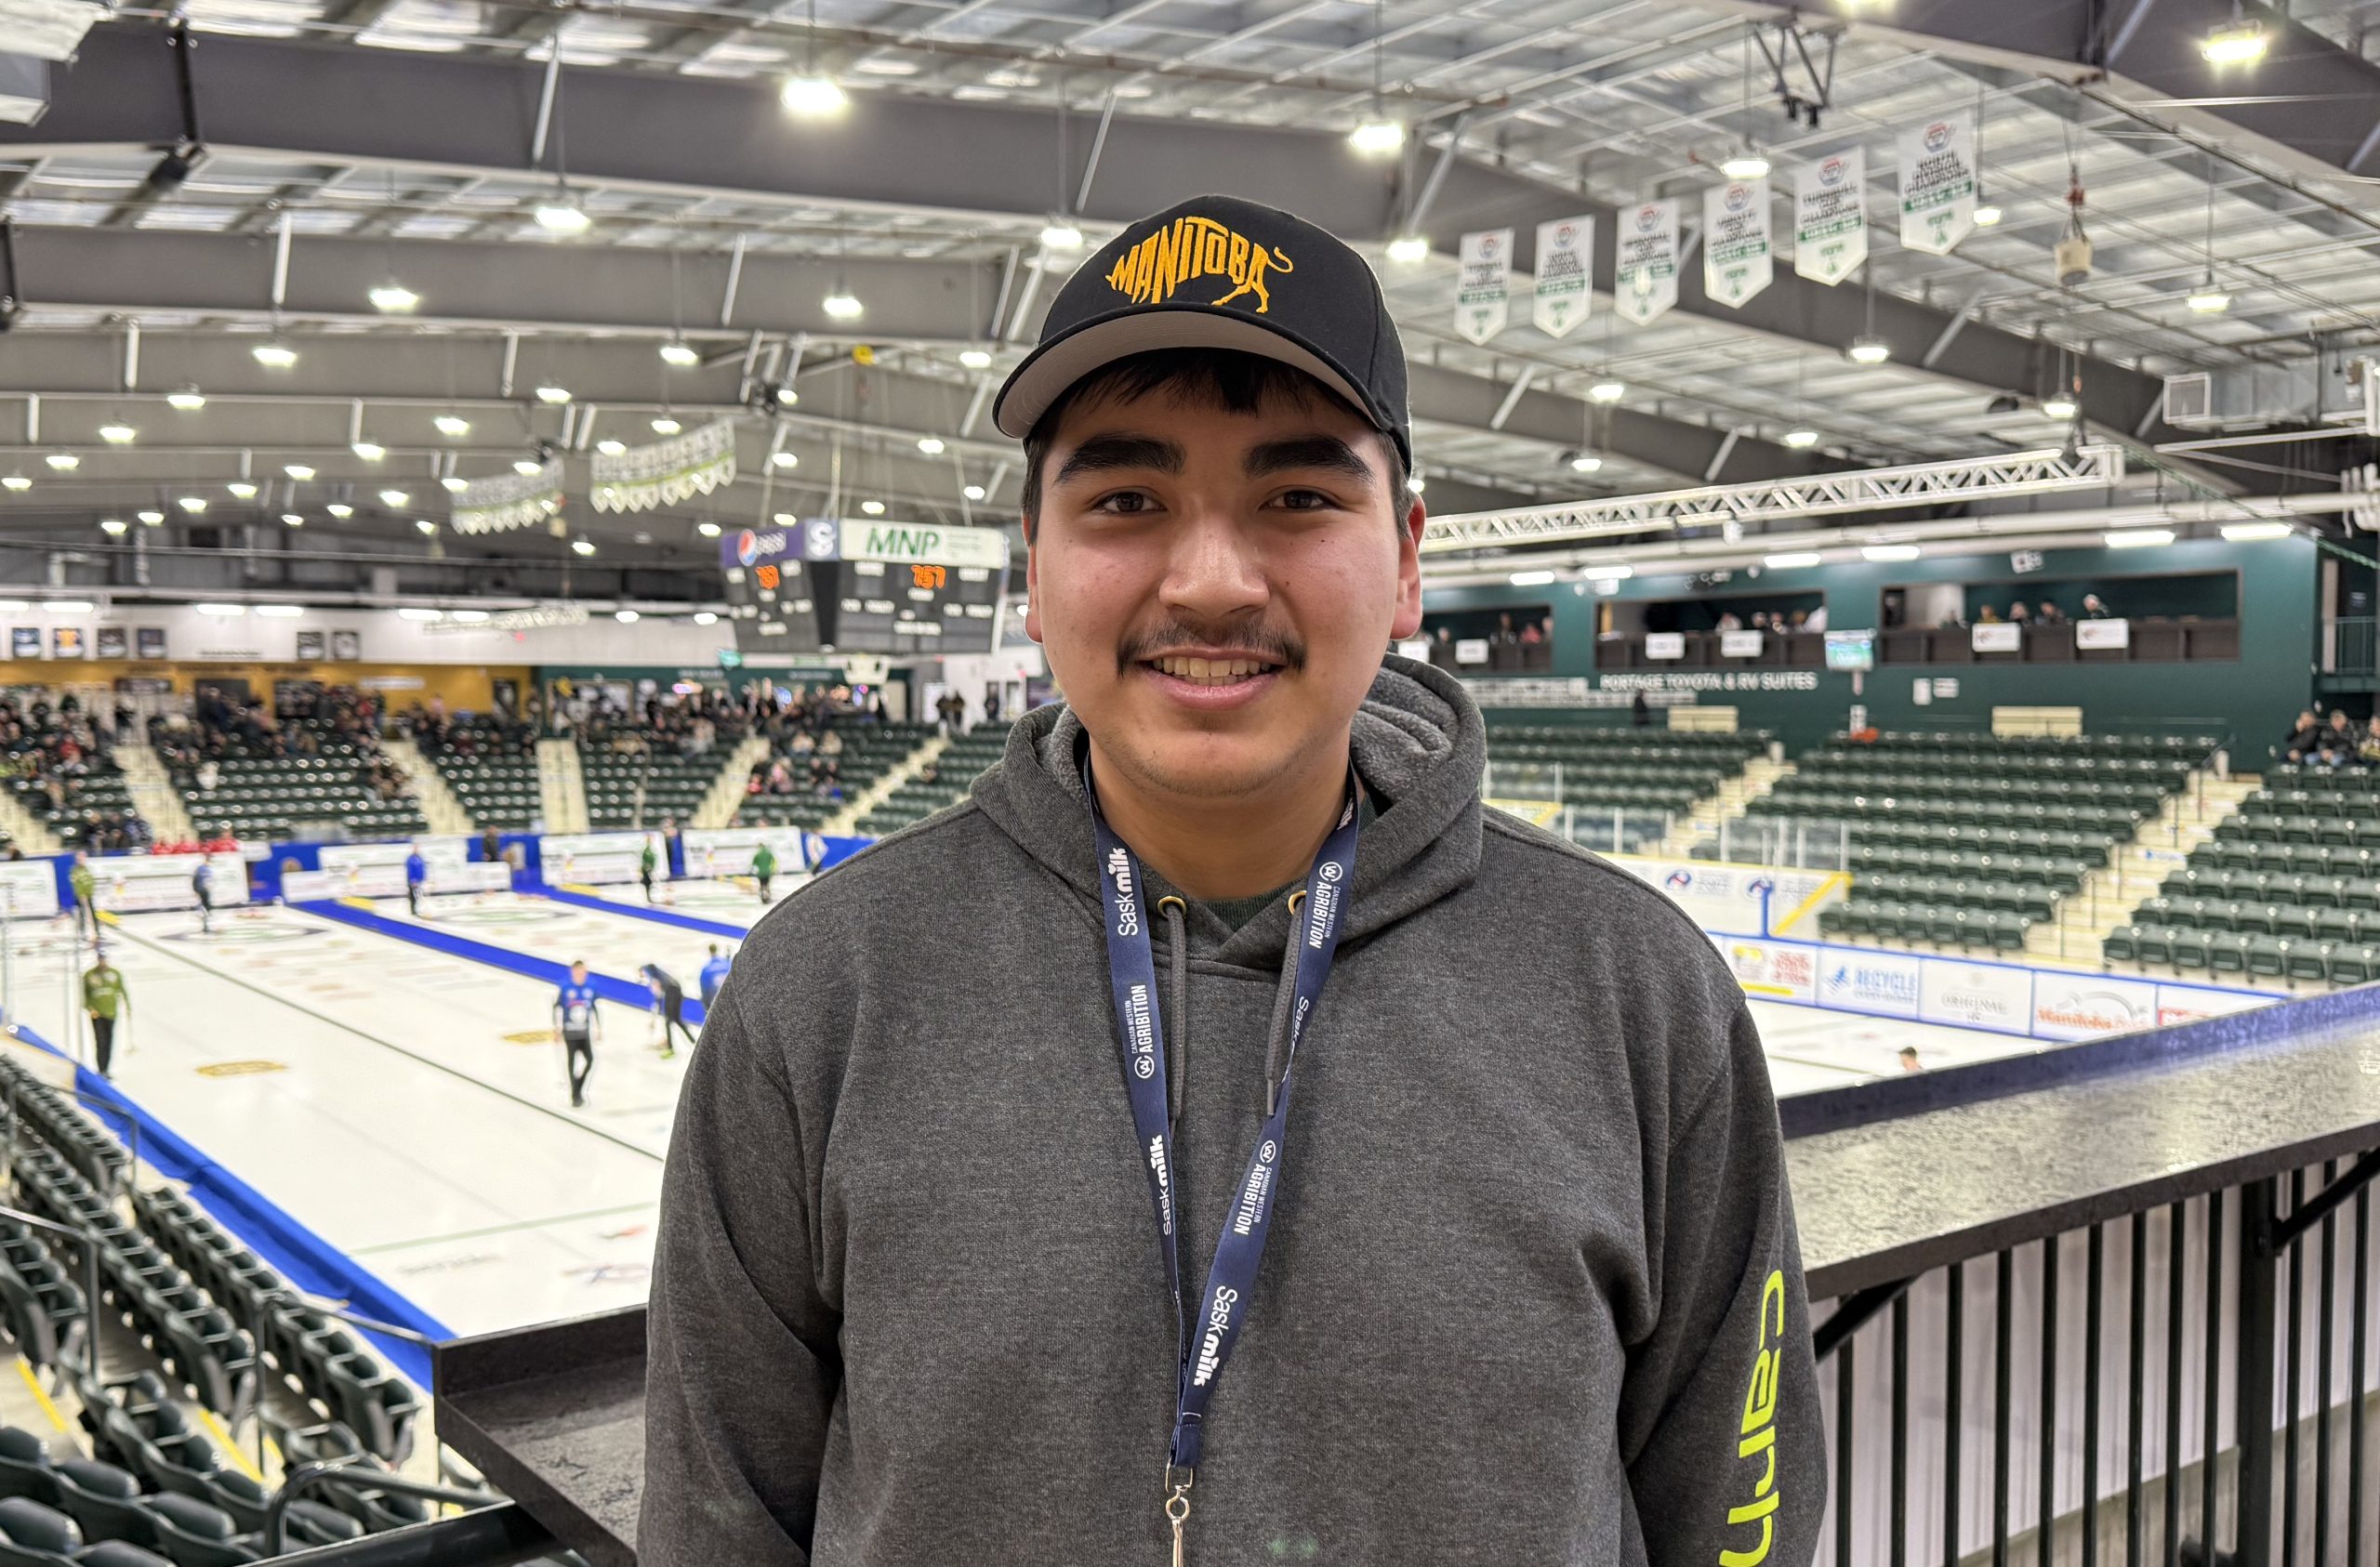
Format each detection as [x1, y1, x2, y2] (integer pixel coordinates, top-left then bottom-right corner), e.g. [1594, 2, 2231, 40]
[642, 196, 1824, 1565]
[640, 964, 695, 1059]
[82, 951, 126, 1078]
[749, 839, 775, 905]
[553, 959, 600, 1108]
[404, 847, 428, 917]
[639, 837, 660, 904]
[698, 943, 734, 1011]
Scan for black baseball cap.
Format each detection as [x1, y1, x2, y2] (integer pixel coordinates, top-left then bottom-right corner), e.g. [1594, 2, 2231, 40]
[992, 194, 1412, 470]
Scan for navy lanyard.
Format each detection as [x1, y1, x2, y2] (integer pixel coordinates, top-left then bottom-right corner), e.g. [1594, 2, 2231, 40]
[1085, 762, 1360, 1543]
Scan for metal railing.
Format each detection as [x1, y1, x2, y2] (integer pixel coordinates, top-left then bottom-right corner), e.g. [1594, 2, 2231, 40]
[1814, 1152, 2380, 1567]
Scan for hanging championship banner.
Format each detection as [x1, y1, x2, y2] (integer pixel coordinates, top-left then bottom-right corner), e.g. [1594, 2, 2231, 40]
[591, 417, 738, 513]
[1702, 178, 1773, 309]
[1794, 147, 1868, 285]
[1455, 229, 1513, 345]
[451, 460, 564, 535]
[1614, 200, 1679, 326]
[1531, 216, 1593, 338]
[1899, 115, 1977, 256]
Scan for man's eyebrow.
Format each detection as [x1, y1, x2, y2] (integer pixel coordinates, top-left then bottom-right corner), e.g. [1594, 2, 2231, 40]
[1051, 433, 1185, 487]
[1243, 435, 1376, 486]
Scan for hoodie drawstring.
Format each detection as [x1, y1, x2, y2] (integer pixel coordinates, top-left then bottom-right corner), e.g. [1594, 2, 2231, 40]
[1159, 891, 1313, 1129]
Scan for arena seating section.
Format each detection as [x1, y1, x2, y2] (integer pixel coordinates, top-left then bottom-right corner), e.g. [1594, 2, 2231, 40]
[176, 757, 423, 844]
[738, 723, 938, 834]
[2105, 762, 2380, 985]
[24, 765, 140, 854]
[1778, 731, 2217, 954]
[0, 1053, 443, 1562]
[856, 730, 1005, 836]
[419, 720, 540, 830]
[580, 747, 717, 832]
[1484, 726, 1768, 853]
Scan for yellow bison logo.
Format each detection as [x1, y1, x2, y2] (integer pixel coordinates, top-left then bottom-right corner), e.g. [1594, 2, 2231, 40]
[1104, 217, 1295, 314]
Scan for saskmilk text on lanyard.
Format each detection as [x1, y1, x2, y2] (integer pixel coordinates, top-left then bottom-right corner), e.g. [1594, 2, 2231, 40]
[1086, 760, 1362, 1567]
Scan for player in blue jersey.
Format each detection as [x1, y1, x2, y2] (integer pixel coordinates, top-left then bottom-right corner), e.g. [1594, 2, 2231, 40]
[191, 859, 215, 935]
[404, 848, 428, 916]
[553, 959, 602, 1108]
[698, 943, 734, 1010]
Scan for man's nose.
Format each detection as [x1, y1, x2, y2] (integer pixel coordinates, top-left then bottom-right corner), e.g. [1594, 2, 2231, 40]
[1157, 506, 1269, 625]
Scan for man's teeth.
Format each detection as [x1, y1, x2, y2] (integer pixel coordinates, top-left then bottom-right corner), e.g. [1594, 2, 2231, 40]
[1152, 655, 1275, 684]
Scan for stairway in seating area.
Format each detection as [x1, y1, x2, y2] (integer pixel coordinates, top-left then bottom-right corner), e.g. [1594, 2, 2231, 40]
[383, 736, 472, 835]
[0, 785, 60, 857]
[117, 740, 196, 846]
[537, 737, 589, 833]
[1655, 754, 1792, 859]
[824, 732, 948, 835]
[694, 735, 771, 829]
[2025, 766, 2259, 965]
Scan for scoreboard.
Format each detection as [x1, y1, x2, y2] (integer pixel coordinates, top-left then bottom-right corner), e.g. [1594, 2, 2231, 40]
[721, 518, 1012, 655]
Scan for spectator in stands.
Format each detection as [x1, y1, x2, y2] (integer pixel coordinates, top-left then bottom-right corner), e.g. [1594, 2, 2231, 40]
[482, 825, 503, 864]
[986, 691, 1003, 725]
[2008, 601, 2031, 625]
[1518, 619, 1542, 645]
[1977, 604, 2003, 624]
[1751, 611, 1771, 630]
[1631, 692, 1651, 729]
[2082, 594, 2112, 618]
[1715, 611, 1741, 631]
[2318, 711, 2364, 769]
[1897, 1047, 1920, 1073]
[2036, 601, 2069, 626]
[1494, 611, 1518, 645]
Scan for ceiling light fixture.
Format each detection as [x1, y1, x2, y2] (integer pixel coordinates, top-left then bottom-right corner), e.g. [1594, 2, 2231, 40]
[0, 477, 26, 493]
[917, 437, 945, 455]
[256, 603, 305, 616]
[1350, 0, 1402, 156]
[596, 439, 627, 456]
[2042, 393, 2080, 420]
[1385, 234, 1429, 265]
[536, 385, 572, 404]
[284, 463, 315, 481]
[822, 288, 863, 321]
[694, 611, 719, 626]
[572, 538, 596, 556]
[178, 496, 206, 512]
[1783, 428, 1820, 448]
[781, 74, 849, 116]
[442, 476, 469, 493]
[397, 607, 443, 622]
[137, 508, 162, 523]
[433, 414, 471, 437]
[369, 283, 420, 313]
[2105, 528, 2176, 549]
[252, 340, 298, 369]
[615, 609, 641, 624]
[2187, 283, 2233, 314]
[326, 503, 353, 519]
[512, 459, 544, 477]
[770, 451, 800, 468]
[774, 385, 800, 405]
[98, 425, 136, 445]
[380, 489, 409, 507]
[1349, 120, 1405, 157]
[227, 481, 258, 499]
[1861, 543, 1923, 561]
[534, 191, 591, 234]
[696, 521, 721, 538]
[962, 483, 986, 501]
[658, 339, 700, 368]
[1764, 551, 1823, 568]
[1719, 150, 1770, 180]
[166, 388, 205, 412]
[861, 499, 886, 515]
[1846, 335, 1892, 365]
[650, 416, 682, 435]
[449, 609, 489, 623]
[1588, 379, 1626, 403]
[1039, 221, 1084, 251]
[2202, 18, 2268, 65]
[193, 603, 247, 617]
[1581, 565, 1634, 582]
[42, 601, 93, 614]
[351, 441, 386, 461]
[44, 454, 76, 471]
[2222, 520, 2292, 541]
[281, 513, 304, 526]
[416, 519, 437, 534]
[1508, 570, 1558, 586]
[99, 519, 126, 535]
[1973, 203, 2003, 228]
[959, 349, 993, 370]
[1569, 453, 1603, 473]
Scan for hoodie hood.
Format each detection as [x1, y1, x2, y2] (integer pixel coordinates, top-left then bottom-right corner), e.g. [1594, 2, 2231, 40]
[969, 654, 1487, 968]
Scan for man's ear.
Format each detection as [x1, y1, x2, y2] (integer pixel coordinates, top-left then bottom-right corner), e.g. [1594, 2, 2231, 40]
[1390, 494, 1427, 641]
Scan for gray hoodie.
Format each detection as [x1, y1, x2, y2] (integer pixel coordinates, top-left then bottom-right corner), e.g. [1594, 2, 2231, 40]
[642, 656, 1824, 1565]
